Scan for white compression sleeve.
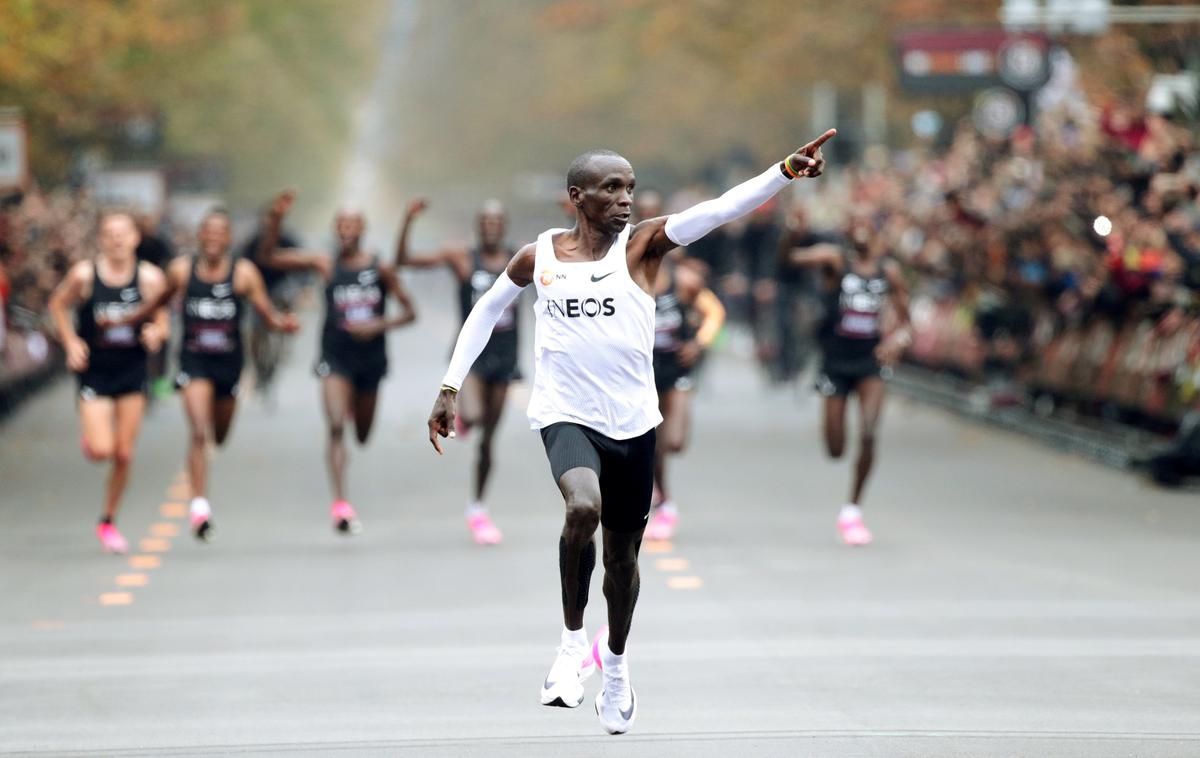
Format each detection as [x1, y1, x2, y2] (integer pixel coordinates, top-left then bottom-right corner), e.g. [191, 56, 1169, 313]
[665, 164, 792, 247]
[441, 271, 525, 391]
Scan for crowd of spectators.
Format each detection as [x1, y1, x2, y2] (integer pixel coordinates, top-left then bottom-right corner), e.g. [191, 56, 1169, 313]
[853, 100, 1199, 431]
[0, 187, 99, 400]
[684, 97, 1200, 439]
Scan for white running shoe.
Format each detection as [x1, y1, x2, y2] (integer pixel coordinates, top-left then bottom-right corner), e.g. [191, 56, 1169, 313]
[593, 627, 636, 734]
[540, 632, 596, 708]
[595, 660, 636, 734]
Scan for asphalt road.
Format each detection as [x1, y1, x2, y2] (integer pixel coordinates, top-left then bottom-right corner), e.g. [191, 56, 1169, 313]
[1, 274, 1198, 757]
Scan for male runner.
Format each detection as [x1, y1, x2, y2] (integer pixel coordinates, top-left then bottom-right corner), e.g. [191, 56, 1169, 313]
[646, 254, 725, 541]
[150, 210, 299, 539]
[260, 191, 417, 534]
[48, 211, 170, 553]
[427, 131, 834, 734]
[240, 204, 303, 400]
[630, 191, 727, 541]
[394, 198, 517, 545]
[787, 215, 911, 545]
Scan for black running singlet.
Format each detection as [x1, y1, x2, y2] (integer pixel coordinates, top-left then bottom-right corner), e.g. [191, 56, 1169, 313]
[322, 257, 387, 358]
[459, 248, 518, 336]
[77, 262, 146, 373]
[182, 259, 242, 357]
[653, 277, 694, 358]
[820, 257, 889, 371]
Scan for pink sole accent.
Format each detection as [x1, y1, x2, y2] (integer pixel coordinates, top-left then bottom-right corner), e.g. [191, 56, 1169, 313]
[591, 624, 609, 671]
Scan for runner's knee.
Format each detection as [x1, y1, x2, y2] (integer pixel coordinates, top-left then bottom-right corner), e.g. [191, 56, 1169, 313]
[564, 494, 601, 535]
[84, 439, 114, 462]
[113, 443, 135, 467]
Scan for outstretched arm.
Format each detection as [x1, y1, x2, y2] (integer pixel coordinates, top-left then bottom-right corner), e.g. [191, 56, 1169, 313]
[426, 243, 533, 454]
[633, 129, 837, 261]
[48, 261, 92, 372]
[235, 259, 300, 334]
[875, 259, 912, 367]
[259, 190, 333, 279]
[393, 199, 470, 280]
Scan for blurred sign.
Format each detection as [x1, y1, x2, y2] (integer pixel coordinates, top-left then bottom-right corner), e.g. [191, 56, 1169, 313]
[90, 168, 167, 216]
[973, 88, 1027, 139]
[1002, 0, 1111, 34]
[0, 109, 28, 190]
[896, 29, 1050, 94]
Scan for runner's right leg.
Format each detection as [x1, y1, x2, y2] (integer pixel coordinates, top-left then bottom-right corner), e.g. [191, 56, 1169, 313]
[822, 393, 847, 459]
[466, 380, 507, 545]
[647, 388, 688, 540]
[82, 396, 123, 552]
[80, 395, 116, 463]
[181, 379, 216, 539]
[541, 465, 602, 708]
[322, 375, 359, 533]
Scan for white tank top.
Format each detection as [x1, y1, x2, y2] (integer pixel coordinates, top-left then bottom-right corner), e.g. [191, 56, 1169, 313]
[527, 225, 662, 440]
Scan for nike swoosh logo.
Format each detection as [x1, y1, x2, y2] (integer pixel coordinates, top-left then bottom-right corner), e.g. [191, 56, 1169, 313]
[620, 690, 635, 720]
[590, 272, 615, 282]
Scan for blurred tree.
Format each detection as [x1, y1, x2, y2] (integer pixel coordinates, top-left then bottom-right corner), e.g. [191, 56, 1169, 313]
[0, 0, 385, 206]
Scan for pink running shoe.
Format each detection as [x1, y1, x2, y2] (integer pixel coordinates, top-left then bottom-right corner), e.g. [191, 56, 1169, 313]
[591, 624, 610, 671]
[467, 511, 503, 545]
[644, 503, 678, 542]
[96, 523, 129, 554]
[453, 414, 471, 441]
[837, 513, 873, 546]
[331, 500, 361, 535]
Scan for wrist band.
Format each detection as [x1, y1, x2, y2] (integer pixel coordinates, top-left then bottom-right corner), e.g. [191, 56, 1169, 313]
[440, 384, 459, 394]
[780, 158, 799, 180]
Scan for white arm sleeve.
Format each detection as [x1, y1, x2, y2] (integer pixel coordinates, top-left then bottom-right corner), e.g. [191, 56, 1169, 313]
[441, 271, 525, 391]
[665, 164, 792, 247]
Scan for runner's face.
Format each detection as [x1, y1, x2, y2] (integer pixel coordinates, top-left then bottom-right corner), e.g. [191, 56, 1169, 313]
[574, 158, 635, 235]
[478, 212, 506, 247]
[198, 215, 231, 261]
[335, 213, 364, 250]
[98, 214, 140, 259]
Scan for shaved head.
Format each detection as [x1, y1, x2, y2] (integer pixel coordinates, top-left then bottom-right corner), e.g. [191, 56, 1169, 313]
[567, 149, 629, 190]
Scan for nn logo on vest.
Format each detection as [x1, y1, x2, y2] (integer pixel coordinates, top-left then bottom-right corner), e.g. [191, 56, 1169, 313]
[544, 297, 616, 318]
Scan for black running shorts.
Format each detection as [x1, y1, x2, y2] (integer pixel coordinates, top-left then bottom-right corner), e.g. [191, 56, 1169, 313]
[315, 351, 387, 393]
[816, 359, 885, 398]
[539, 422, 656, 533]
[78, 361, 148, 401]
[177, 353, 244, 399]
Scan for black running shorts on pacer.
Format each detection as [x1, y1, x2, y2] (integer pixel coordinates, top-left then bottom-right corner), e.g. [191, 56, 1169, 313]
[539, 422, 656, 533]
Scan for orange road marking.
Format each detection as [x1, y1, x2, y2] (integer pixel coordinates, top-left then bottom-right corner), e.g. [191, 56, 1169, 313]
[31, 620, 64, 630]
[138, 538, 171, 553]
[666, 576, 703, 590]
[128, 555, 161, 569]
[150, 522, 180, 538]
[115, 573, 148, 588]
[642, 540, 673, 554]
[99, 592, 133, 606]
[655, 557, 690, 572]
[160, 502, 187, 518]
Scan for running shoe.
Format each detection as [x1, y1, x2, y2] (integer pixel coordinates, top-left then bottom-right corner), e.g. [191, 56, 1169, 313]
[644, 502, 678, 541]
[837, 510, 873, 546]
[540, 632, 597, 708]
[331, 500, 361, 535]
[466, 510, 503, 546]
[96, 523, 129, 554]
[593, 626, 637, 735]
[190, 497, 213, 542]
[453, 414, 471, 441]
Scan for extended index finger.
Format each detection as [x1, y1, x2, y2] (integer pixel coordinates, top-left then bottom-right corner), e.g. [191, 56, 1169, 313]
[428, 420, 444, 455]
[801, 128, 838, 154]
